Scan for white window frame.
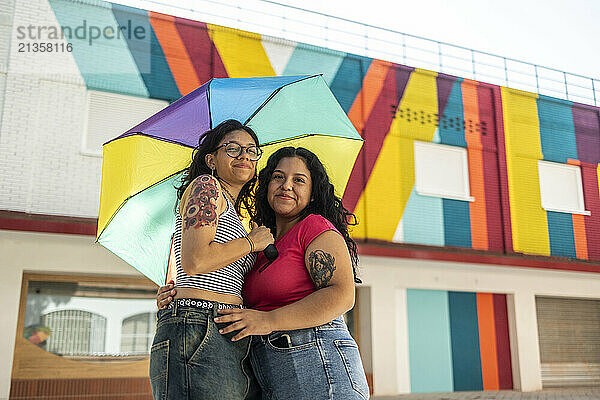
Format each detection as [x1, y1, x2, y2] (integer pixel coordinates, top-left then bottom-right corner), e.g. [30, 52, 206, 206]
[538, 160, 590, 216]
[414, 140, 475, 202]
[81, 90, 168, 158]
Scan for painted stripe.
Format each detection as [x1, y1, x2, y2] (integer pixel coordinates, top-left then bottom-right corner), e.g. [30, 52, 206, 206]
[261, 38, 296, 76]
[343, 64, 408, 218]
[537, 96, 577, 162]
[148, 11, 200, 95]
[489, 85, 514, 252]
[547, 211, 577, 258]
[111, 4, 180, 101]
[572, 213, 589, 259]
[562, 157, 585, 258]
[449, 291, 483, 391]
[345, 64, 413, 215]
[329, 55, 372, 113]
[437, 73, 455, 119]
[175, 17, 227, 82]
[438, 78, 467, 147]
[572, 104, 600, 164]
[406, 289, 454, 393]
[582, 164, 600, 259]
[537, 98, 578, 258]
[493, 294, 513, 389]
[49, 0, 148, 96]
[501, 87, 550, 256]
[478, 85, 504, 252]
[347, 60, 392, 134]
[463, 80, 489, 250]
[282, 43, 346, 85]
[354, 69, 437, 241]
[398, 188, 444, 246]
[439, 79, 471, 247]
[477, 293, 499, 390]
[443, 199, 472, 248]
[207, 24, 275, 77]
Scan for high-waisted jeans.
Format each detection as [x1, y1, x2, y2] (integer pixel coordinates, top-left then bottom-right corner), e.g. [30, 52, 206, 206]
[149, 301, 260, 400]
[249, 317, 370, 400]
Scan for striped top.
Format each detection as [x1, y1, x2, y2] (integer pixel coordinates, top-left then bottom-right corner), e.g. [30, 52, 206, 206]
[174, 193, 256, 299]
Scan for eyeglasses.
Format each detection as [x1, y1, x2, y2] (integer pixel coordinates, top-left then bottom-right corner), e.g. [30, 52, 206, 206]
[216, 142, 263, 161]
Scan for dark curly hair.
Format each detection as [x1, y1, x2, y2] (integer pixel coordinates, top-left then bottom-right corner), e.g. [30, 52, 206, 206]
[176, 119, 259, 216]
[253, 147, 360, 283]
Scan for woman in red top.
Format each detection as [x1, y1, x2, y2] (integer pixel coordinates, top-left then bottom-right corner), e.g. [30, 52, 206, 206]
[158, 147, 369, 399]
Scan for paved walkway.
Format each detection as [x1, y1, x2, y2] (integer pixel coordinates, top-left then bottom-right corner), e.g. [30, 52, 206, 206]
[373, 388, 600, 399]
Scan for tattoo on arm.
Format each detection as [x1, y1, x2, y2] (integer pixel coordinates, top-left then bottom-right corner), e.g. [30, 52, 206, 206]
[183, 176, 219, 230]
[308, 250, 336, 289]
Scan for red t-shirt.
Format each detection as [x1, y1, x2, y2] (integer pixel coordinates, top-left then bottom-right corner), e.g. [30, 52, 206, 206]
[242, 214, 340, 311]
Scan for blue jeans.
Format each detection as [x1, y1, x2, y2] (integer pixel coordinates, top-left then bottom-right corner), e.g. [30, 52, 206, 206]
[249, 317, 370, 400]
[149, 302, 260, 400]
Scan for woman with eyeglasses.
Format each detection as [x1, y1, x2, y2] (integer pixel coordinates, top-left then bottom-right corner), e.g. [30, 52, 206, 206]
[149, 119, 273, 400]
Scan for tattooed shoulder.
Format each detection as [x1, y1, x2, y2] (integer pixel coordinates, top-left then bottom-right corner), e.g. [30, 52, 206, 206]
[308, 250, 336, 289]
[183, 175, 219, 230]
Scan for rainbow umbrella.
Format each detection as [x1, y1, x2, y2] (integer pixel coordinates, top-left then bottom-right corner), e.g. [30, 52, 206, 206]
[97, 75, 363, 286]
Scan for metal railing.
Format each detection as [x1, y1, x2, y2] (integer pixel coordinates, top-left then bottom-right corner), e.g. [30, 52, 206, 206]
[122, 0, 599, 106]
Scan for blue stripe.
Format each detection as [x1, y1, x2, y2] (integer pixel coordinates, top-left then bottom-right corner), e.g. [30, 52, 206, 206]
[537, 95, 577, 163]
[547, 211, 577, 257]
[407, 289, 454, 393]
[111, 4, 181, 101]
[448, 291, 483, 391]
[438, 79, 467, 148]
[329, 55, 372, 113]
[443, 199, 471, 248]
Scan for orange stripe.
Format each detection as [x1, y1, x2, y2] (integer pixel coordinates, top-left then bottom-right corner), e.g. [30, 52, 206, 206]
[347, 60, 392, 133]
[477, 293, 500, 390]
[462, 80, 489, 250]
[148, 11, 200, 95]
[566, 159, 589, 259]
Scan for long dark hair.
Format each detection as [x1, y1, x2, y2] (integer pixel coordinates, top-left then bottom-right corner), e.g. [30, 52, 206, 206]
[176, 119, 259, 216]
[254, 147, 360, 283]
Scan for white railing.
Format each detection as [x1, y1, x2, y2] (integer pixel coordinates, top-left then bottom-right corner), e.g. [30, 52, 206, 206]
[121, 0, 599, 106]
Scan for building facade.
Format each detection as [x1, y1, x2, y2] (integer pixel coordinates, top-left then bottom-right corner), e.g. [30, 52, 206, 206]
[1, 0, 600, 398]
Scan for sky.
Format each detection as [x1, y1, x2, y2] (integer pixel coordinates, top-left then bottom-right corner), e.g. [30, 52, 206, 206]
[112, 0, 600, 80]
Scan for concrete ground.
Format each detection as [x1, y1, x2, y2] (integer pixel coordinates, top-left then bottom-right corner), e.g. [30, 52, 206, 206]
[373, 388, 600, 400]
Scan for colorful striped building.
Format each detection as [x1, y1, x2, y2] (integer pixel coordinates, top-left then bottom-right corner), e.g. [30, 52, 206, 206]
[2, 0, 600, 398]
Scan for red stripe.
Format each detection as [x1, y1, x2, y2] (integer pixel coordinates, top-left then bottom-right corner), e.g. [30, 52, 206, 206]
[493, 294, 513, 389]
[0, 212, 97, 236]
[581, 163, 600, 259]
[478, 85, 504, 252]
[174, 17, 228, 82]
[343, 66, 397, 212]
[343, 65, 413, 212]
[486, 84, 513, 252]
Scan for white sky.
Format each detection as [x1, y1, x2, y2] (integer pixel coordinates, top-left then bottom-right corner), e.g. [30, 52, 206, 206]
[114, 0, 600, 80]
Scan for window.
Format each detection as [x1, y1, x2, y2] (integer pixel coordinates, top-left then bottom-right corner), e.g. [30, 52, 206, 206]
[83, 90, 168, 157]
[42, 310, 106, 356]
[121, 312, 156, 354]
[23, 278, 157, 360]
[414, 141, 474, 202]
[538, 161, 590, 215]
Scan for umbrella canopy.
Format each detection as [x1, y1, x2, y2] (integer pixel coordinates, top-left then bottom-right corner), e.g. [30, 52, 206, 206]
[97, 75, 363, 285]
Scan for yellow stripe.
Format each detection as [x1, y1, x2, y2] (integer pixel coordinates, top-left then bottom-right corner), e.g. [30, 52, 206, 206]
[98, 136, 193, 236]
[500, 87, 550, 255]
[208, 25, 275, 77]
[259, 136, 363, 197]
[354, 69, 438, 240]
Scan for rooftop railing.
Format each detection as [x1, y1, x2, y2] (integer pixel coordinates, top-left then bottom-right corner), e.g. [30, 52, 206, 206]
[128, 0, 599, 106]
